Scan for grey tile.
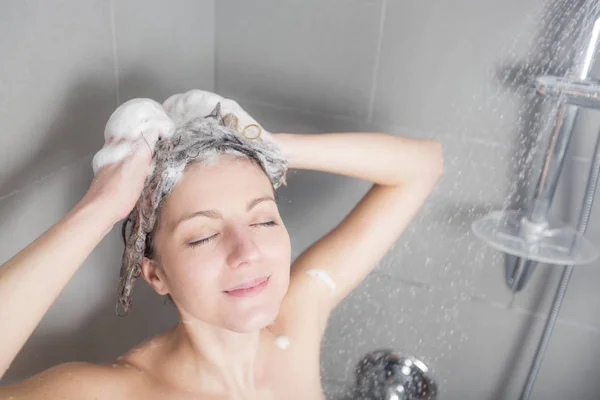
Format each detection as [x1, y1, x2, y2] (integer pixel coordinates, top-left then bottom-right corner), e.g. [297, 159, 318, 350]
[322, 274, 553, 399]
[0, 1, 117, 198]
[114, 0, 215, 103]
[216, 0, 383, 118]
[434, 301, 546, 400]
[281, 170, 373, 262]
[530, 322, 600, 400]
[0, 156, 179, 381]
[412, 204, 511, 305]
[373, 0, 557, 144]
[0, 156, 95, 267]
[322, 273, 455, 383]
[321, 379, 354, 400]
[237, 100, 378, 135]
[375, 137, 516, 286]
[397, 131, 515, 205]
[322, 267, 600, 399]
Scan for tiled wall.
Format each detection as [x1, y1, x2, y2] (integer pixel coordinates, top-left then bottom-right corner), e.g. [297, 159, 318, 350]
[215, 1, 600, 399]
[0, 0, 214, 383]
[3, 1, 600, 399]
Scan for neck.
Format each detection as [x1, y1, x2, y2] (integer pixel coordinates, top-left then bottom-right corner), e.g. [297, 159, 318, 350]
[159, 318, 266, 396]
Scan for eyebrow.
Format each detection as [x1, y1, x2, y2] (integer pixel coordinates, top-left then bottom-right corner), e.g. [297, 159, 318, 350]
[171, 196, 277, 231]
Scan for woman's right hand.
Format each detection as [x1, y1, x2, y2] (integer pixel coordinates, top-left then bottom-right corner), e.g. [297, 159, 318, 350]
[0, 101, 174, 379]
[82, 98, 176, 227]
[81, 138, 155, 227]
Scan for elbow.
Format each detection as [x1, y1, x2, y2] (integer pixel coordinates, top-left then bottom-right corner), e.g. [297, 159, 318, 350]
[423, 139, 444, 183]
[430, 140, 444, 177]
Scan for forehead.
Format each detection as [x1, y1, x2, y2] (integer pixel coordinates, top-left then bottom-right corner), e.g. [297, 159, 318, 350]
[161, 156, 275, 218]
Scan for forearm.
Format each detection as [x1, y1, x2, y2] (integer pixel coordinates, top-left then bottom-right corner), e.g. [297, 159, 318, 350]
[0, 199, 114, 377]
[274, 132, 443, 186]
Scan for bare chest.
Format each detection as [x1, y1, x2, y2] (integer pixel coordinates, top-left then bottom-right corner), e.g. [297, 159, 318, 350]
[136, 378, 326, 400]
[113, 342, 326, 400]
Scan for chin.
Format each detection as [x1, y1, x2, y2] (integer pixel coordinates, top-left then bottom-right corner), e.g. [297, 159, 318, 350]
[222, 274, 289, 332]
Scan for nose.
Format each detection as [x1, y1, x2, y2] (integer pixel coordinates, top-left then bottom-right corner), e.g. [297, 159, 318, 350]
[226, 226, 261, 269]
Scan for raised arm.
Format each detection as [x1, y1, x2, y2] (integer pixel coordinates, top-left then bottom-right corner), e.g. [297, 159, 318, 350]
[0, 147, 154, 378]
[273, 132, 443, 338]
[0, 98, 173, 380]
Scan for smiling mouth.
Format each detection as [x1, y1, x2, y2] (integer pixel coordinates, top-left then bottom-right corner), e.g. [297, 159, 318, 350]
[224, 276, 270, 297]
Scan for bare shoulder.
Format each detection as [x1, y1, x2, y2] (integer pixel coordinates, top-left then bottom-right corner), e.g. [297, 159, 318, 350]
[0, 361, 141, 400]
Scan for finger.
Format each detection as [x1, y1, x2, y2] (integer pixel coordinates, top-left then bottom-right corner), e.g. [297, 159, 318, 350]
[92, 141, 134, 175]
[128, 134, 160, 172]
[139, 129, 159, 153]
[221, 99, 259, 128]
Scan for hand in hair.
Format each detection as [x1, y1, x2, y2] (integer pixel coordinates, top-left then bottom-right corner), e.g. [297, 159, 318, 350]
[92, 98, 175, 175]
[87, 98, 176, 225]
[163, 89, 275, 142]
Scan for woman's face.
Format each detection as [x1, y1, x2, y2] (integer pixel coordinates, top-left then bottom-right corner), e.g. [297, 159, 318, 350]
[147, 155, 291, 332]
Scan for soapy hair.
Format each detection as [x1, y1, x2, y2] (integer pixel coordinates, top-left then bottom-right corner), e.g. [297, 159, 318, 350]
[117, 104, 288, 316]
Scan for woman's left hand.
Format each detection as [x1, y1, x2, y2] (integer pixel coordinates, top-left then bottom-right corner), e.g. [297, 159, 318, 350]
[162, 89, 277, 143]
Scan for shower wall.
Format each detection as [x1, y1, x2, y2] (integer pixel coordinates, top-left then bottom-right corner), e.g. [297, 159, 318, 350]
[2, 1, 600, 399]
[0, 0, 215, 383]
[214, 1, 600, 399]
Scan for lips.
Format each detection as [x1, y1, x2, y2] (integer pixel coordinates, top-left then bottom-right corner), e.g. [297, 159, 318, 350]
[224, 276, 270, 297]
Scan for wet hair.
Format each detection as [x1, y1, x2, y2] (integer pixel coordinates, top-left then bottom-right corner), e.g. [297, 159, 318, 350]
[116, 104, 288, 316]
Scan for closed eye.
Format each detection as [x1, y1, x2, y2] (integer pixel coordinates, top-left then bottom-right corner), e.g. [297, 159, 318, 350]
[252, 221, 278, 227]
[187, 222, 276, 248]
[188, 234, 219, 248]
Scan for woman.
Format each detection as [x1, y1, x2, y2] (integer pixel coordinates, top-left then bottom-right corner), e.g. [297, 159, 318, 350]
[0, 90, 443, 399]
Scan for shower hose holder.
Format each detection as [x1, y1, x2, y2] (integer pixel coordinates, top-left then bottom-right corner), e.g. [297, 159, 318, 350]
[472, 73, 600, 291]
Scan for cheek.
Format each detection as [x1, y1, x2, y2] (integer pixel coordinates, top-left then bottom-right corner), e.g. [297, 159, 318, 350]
[164, 249, 224, 295]
[262, 228, 292, 272]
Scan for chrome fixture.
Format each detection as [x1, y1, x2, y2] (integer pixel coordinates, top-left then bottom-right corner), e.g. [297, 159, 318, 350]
[472, 8, 600, 400]
[354, 350, 437, 400]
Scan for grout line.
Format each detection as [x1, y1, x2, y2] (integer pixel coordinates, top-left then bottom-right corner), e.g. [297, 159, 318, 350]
[237, 96, 519, 151]
[213, 0, 218, 93]
[471, 296, 600, 334]
[572, 155, 592, 164]
[322, 377, 352, 386]
[0, 153, 94, 203]
[108, 0, 121, 105]
[1, 1, 122, 205]
[236, 96, 367, 125]
[367, 0, 388, 123]
[377, 270, 432, 290]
